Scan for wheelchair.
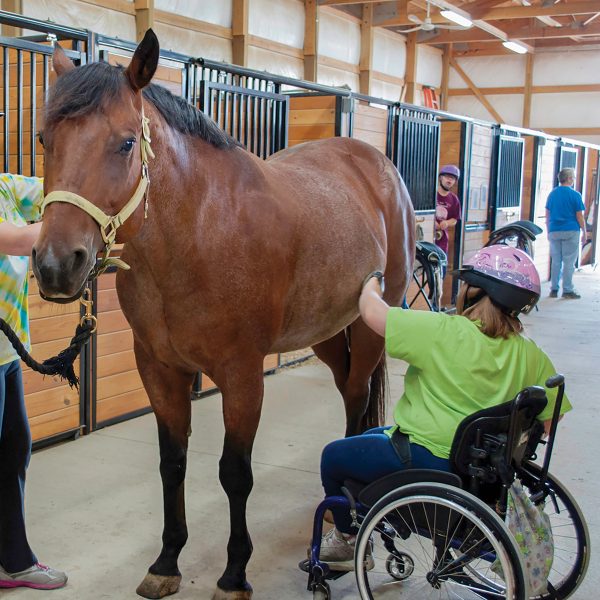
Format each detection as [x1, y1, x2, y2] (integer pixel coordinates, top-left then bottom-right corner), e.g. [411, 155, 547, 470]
[485, 220, 543, 258]
[300, 375, 589, 599]
[407, 241, 448, 312]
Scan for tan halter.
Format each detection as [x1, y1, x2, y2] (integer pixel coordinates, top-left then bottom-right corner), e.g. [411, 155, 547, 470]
[40, 105, 155, 277]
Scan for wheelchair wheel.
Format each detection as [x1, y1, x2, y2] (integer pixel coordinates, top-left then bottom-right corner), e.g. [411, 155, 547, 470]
[519, 462, 590, 599]
[409, 252, 438, 311]
[354, 482, 528, 599]
[312, 581, 330, 600]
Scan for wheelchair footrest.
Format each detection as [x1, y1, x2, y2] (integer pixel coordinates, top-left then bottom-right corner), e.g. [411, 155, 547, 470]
[298, 559, 349, 581]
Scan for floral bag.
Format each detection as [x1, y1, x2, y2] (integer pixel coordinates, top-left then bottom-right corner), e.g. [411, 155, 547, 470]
[505, 479, 554, 595]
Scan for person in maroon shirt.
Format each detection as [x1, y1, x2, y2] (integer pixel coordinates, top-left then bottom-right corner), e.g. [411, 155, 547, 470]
[435, 164, 462, 257]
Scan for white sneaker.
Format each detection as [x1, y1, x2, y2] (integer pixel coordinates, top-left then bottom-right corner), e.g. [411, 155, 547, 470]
[0, 562, 68, 590]
[313, 528, 374, 572]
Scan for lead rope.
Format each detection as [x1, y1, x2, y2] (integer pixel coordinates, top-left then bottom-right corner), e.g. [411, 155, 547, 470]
[0, 287, 96, 389]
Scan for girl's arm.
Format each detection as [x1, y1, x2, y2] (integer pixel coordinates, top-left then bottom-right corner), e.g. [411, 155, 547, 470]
[0, 221, 42, 256]
[359, 277, 390, 337]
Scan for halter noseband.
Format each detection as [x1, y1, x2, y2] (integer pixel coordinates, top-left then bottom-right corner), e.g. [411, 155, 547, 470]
[40, 105, 155, 278]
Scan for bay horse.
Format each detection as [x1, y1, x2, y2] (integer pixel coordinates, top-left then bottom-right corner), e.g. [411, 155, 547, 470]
[32, 31, 414, 599]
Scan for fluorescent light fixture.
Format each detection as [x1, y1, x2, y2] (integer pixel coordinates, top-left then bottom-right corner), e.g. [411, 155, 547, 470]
[440, 10, 473, 28]
[502, 40, 528, 54]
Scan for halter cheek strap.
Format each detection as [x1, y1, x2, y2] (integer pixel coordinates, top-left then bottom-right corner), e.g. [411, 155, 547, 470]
[40, 107, 155, 277]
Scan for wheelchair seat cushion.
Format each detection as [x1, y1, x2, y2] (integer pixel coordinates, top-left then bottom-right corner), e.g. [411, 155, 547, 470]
[357, 469, 462, 509]
[416, 241, 447, 265]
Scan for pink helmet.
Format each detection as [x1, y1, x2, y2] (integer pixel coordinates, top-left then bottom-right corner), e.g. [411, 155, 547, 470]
[439, 164, 460, 179]
[458, 245, 541, 316]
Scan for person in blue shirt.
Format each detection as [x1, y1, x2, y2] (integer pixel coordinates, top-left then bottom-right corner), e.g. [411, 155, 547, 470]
[545, 167, 586, 299]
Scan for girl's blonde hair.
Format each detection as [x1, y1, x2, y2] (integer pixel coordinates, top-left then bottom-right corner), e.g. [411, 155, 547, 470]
[455, 285, 523, 338]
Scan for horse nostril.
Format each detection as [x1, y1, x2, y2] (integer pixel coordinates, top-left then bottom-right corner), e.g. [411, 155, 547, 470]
[31, 247, 37, 262]
[72, 248, 89, 272]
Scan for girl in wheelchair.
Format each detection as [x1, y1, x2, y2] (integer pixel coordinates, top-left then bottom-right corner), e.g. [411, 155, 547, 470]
[314, 245, 572, 575]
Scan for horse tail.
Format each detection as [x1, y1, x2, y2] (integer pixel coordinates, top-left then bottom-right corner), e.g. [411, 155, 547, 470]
[361, 353, 388, 431]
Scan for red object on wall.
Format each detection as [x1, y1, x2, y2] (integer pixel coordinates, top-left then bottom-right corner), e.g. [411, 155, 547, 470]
[423, 87, 439, 110]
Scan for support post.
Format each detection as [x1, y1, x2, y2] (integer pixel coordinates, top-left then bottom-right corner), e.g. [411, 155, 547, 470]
[441, 43, 452, 111]
[359, 4, 374, 96]
[405, 31, 418, 104]
[134, 0, 154, 42]
[522, 52, 534, 128]
[232, 0, 249, 67]
[304, 0, 319, 81]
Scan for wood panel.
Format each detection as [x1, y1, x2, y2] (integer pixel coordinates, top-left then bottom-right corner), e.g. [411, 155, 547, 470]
[521, 136, 535, 221]
[351, 101, 387, 155]
[24, 277, 81, 442]
[532, 140, 558, 280]
[288, 95, 336, 146]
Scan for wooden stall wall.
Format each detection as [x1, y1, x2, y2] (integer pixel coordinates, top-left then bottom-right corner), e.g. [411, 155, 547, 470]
[462, 124, 494, 263]
[582, 148, 599, 265]
[351, 101, 387, 156]
[0, 44, 84, 443]
[531, 139, 558, 280]
[288, 95, 336, 146]
[25, 277, 82, 442]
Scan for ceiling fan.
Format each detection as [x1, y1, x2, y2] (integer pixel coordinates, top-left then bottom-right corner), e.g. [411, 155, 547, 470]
[396, 0, 473, 33]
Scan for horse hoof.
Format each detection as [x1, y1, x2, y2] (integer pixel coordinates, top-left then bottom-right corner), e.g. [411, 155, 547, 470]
[136, 572, 181, 599]
[212, 586, 253, 600]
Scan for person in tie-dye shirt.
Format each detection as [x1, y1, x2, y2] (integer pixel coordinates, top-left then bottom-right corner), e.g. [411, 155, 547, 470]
[0, 174, 67, 590]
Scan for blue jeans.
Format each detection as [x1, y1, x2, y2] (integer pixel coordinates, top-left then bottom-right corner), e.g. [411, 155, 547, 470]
[320, 426, 450, 533]
[549, 230, 580, 293]
[0, 359, 36, 572]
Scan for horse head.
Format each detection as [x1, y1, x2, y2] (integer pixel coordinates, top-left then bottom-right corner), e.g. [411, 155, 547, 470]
[32, 30, 160, 302]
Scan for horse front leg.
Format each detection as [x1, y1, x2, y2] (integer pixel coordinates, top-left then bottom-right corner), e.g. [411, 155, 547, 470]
[213, 358, 264, 600]
[134, 342, 194, 599]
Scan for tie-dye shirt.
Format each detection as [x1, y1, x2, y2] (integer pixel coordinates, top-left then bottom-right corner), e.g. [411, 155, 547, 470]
[0, 174, 43, 365]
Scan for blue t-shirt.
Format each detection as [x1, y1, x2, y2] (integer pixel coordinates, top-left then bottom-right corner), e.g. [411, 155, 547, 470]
[545, 186, 585, 232]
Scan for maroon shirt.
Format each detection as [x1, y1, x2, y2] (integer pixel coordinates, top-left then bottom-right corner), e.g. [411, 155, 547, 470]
[435, 191, 461, 254]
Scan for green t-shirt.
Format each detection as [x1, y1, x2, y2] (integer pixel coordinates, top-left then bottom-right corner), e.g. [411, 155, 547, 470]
[384, 308, 572, 459]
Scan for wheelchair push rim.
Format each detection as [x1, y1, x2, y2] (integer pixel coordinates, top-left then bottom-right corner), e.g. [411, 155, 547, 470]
[354, 482, 528, 599]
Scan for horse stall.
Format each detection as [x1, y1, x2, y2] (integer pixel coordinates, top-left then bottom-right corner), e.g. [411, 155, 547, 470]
[0, 18, 92, 445]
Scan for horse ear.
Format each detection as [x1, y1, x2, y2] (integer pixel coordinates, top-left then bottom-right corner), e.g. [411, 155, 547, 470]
[125, 29, 159, 92]
[53, 44, 76, 77]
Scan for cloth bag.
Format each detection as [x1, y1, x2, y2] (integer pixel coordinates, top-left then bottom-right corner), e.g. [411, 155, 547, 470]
[505, 479, 554, 595]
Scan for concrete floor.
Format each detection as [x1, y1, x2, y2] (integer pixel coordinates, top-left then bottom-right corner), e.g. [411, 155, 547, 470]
[5, 269, 599, 599]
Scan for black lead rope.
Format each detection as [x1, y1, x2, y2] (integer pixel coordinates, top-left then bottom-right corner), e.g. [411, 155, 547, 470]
[0, 318, 94, 389]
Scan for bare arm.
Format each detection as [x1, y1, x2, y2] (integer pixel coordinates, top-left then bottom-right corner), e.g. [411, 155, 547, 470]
[576, 211, 586, 238]
[0, 221, 42, 256]
[545, 208, 550, 227]
[358, 277, 390, 337]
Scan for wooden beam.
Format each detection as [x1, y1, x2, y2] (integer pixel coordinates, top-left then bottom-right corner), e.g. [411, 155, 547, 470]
[449, 57, 504, 122]
[1, 0, 22, 36]
[522, 53, 533, 129]
[359, 4, 374, 95]
[319, 0, 383, 5]
[440, 43, 452, 111]
[473, 2, 600, 20]
[304, 0, 319, 81]
[542, 127, 600, 136]
[426, 20, 600, 43]
[405, 31, 418, 104]
[232, 0, 249, 66]
[154, 11, 231, 39]
[134, 0, 154, 43]
[449, 83, 600, 96]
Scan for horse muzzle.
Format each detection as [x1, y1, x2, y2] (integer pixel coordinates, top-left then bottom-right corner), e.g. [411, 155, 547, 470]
[31, 243, 95, 303]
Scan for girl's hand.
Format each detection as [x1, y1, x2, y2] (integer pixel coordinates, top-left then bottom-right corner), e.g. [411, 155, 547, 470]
[363, 276, 383, 297]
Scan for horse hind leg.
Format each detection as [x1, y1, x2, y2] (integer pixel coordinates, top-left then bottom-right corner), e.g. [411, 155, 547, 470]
[313, 325, 385, 437]
[134, 342, 194, 599]
[212, 356, 265, 600]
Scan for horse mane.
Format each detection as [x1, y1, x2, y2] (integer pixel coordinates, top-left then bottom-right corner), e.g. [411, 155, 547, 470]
[44, 61, 238, 149]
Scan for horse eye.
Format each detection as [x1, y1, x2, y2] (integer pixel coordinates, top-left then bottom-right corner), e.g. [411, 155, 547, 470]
[119, 138, 135, 155]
